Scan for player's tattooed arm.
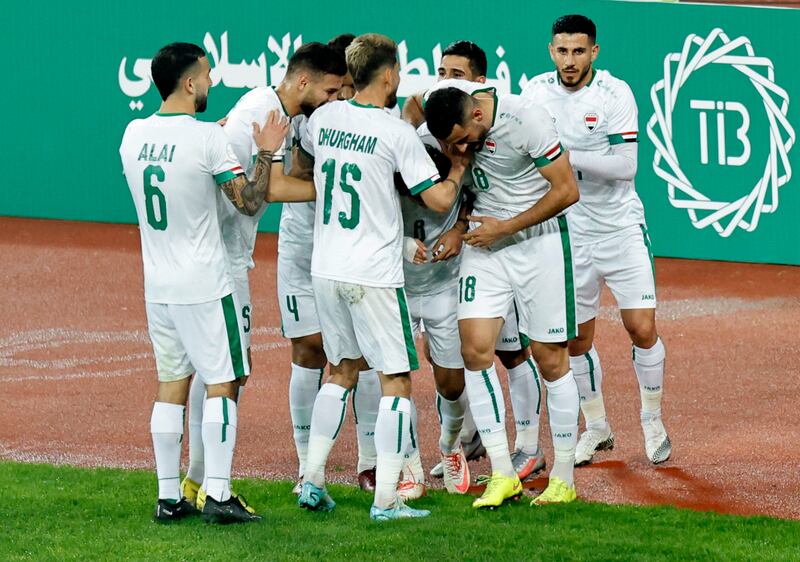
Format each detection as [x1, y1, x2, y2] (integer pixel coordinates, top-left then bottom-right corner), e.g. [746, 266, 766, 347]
[465, 153, 579, 248]
[218, 109, 290, 216]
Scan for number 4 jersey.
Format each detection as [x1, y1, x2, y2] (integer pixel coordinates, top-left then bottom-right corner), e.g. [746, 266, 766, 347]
[119, 113, 241, 304]
[300, 99, 441, 288]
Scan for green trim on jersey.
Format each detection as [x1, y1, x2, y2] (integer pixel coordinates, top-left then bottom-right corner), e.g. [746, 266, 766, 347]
[213, 170, 240, 185]
[347, 99, 379, 109]
[271, 86, 290, 116]
[396, 288, 420, 371]
[532, 143, 564, 168]
[608, 133, 639, 145]
[481, 369, 501, 423]
[586, 69, 597, 87]
[155, 112, 194, 118]
[221, 294, 246, 379]
[409, 175, 440, 196]
[557, 216, 577, 340]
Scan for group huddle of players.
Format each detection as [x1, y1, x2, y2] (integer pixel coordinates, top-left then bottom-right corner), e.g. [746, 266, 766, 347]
[120, 14, 671, 524]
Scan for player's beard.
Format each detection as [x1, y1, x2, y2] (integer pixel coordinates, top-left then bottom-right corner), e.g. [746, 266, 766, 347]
[195, 92, 208, 113]
[300, 100, 319, 118]
[385, 91, 398, 109]
[559, 65, 590, 86]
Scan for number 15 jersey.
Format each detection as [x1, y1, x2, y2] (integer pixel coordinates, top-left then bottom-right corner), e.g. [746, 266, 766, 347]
[119, 113, 242, 304]
[300, 100, 440, 288]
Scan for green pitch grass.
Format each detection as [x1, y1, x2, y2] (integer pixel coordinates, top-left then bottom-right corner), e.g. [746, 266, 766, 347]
[2, 462, 798, 561]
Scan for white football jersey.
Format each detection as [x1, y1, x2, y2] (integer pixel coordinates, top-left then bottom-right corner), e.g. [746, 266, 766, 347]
[521, 69, 645, 240]
[220, 87, 291, 273]
[427, 79, 564, 220]
[119, 113, 240, 304]
[402, 124, 462, 297]
[301, 100, 440, 287]
[278, 116, 315, 256]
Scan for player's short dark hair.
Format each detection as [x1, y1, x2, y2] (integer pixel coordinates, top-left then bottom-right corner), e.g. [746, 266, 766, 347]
[442, 41, 487, 77]
[328, 34, 356, 57]
[346, 34, 397, 90]
[424, 88, 472, 140]
[286, 42, 347, 78]
[395, 144, 450, 202]
[552, 14, 597, 42]
[151, 42, 206, 101]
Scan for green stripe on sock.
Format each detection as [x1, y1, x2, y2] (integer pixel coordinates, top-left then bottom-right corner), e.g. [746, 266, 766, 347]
[331, 389, 350, 440]
[317, 369, 324, 390]
[221, 294, 245, 379]
[221, 397, 229, 443]
[395, 288, 419, 371]
[409, 420, 417, 449]
[436, 394, 443, 425]
[585, 351, 596, 392]
[482, 369, 500, 423]
[526, 358, 542, 415]
[351, 383, 359, 425]
[397, 412, 404, 454]
[557, 216, 577, 340]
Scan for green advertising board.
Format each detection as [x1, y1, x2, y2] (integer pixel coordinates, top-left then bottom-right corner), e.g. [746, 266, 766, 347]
[3, 0, 798, 264]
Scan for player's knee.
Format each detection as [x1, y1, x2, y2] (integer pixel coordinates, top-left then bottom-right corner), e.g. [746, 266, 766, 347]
[206, 380, 239, 400]
[434, 369, 465, 399]
[291, 337, 327, 368]
[530, 345, 569, 381]
[626, 320, 657, 348]
[495, 348, 528, 369]
[568, 336, 592, 357]
[460, 340, 495, 371]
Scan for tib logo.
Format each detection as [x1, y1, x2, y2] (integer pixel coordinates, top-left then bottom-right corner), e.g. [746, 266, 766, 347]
[647, 29, 795, 238]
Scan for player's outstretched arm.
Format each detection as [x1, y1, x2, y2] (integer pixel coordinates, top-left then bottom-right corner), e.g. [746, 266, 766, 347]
[401, 91, 426, 127]
[569, 142, 637, 182]
[464, 153, 579, 248]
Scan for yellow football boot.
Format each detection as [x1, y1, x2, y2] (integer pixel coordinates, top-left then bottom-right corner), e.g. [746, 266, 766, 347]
[472, 472, 523, 509]
[530, 477, 577, 505]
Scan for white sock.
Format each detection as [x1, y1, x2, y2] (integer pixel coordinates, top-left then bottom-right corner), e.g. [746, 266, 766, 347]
[402, 399, 424, 482]
[570, 347, 608, 431]
[202, 396, 237, 502]
[436, 391, 465, 453]
[633, 338, 666, 421]
[185, 376, 205, 484]
[353, 368, 380, 472]
[464, 365, 514, 477]
[289, 363, 324, 477]
[507, 358, 542, 454]
[304, 383, 350, 488]
[374, 396, 411, 508]
[460, 400, 478, 441]
[150, 402, 184, 501]
[544, 371, 579, 487]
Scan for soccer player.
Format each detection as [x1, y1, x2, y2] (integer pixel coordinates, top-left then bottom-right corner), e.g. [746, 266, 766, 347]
[397, 141, 472, 496]
[425, 79, 580, 508]
[408, 41, 546, 483]
[289, 33, 466, 521]
[119, 42, 291, 523]
[179, 42, 347, 506]
[521, 14, 670, 466]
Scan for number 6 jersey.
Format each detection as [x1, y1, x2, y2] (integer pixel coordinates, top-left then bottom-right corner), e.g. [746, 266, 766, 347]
[300, 99, 440, 288]
[119, 113, 242, 304]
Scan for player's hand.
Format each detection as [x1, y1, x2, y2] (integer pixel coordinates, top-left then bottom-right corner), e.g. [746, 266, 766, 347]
[463, 215, 510, 248]
[443, 143, 473, 173]
[252, 109, 290, 153]
[403, 237, 428, 264]
[431, 226, 464, 262]
[217, 116, 229, 127]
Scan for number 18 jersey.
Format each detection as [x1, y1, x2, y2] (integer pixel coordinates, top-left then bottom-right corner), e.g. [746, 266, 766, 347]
[119, 113, 242, 304]
[300, 100, 440, 288]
